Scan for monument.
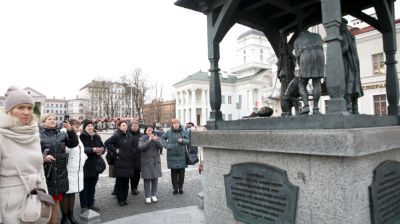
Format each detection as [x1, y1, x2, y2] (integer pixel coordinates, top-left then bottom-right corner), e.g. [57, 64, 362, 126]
[175, 0, 399, 223]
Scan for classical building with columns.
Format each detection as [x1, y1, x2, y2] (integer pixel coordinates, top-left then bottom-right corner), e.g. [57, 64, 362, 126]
[173, 29, 280, 126]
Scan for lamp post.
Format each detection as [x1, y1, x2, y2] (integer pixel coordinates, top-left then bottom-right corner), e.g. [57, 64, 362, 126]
[130, 85, 133, 117]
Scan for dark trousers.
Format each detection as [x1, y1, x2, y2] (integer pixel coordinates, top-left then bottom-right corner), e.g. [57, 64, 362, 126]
[130, 169, 141, 191]
[79, 176, 98, 208]
[112, 169, 141, 194]
[115, 177, 129, 202]
[171, 168, 185, 190]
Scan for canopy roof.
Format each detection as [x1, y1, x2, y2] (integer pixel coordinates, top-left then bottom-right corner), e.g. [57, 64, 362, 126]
[175, 0, 379, 35]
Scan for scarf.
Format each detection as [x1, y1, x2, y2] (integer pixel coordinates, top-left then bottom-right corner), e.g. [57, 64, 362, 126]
[0, 112, 39, 144]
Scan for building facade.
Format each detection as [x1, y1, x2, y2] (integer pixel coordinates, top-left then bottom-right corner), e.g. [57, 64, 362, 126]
[79, 80, 133, 118]
[66, 97, 90, 120]
[143, 99, 176, 127]
[173, 29, 280, 126]
[43, 97, 68, 122]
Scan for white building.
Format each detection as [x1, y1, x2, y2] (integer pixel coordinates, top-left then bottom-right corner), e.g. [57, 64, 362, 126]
[66, 96, 90, 120]
[43, 97, 68, 123]
[174, 29, 279, 126]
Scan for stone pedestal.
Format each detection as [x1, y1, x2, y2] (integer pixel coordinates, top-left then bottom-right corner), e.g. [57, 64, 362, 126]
[192, 126, 400, 224]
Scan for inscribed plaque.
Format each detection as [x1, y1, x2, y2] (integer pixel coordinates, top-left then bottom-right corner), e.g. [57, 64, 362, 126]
[369, 160, 400, 224]
[224, 162, 298, 224]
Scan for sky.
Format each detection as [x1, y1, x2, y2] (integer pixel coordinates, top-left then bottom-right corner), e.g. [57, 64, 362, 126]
[0, 1, 399, 101]
[0, 0, 248, 100]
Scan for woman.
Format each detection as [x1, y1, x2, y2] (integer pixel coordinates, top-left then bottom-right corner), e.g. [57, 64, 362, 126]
[105, 121, 136, 206]
[139, 125, 163, 203]
[79, 120, 105, 213]
[128, 120, 143, 195]
[61, 119, 87, 223]
[161, 118, 189, 195]
[0, 86, 48, 223]
[40, 113, 78, 224]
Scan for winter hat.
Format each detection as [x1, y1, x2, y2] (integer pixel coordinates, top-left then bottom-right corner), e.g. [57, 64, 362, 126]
[4, 86, 34, 113]
[82, 119, 94, 130]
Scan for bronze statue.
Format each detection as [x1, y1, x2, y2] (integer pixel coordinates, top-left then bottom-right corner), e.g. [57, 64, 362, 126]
[277, 37, 300, 116]
[294, 30, 325, 115]
[341, 18, 363, 114]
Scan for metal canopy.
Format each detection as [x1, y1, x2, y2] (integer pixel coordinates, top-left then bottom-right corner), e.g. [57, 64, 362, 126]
[175, 0, 399, 130]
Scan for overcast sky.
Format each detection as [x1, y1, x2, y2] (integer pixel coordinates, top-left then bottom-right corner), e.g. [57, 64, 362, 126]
[0, 1, 398, 100]
[0, 0, 248, 100]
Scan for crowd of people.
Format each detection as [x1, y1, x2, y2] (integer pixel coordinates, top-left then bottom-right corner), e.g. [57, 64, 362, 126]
[0, 85, 202, 224]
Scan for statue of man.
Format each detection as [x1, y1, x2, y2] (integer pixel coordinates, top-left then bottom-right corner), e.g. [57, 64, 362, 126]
[340, 18, 363, 114]
[277, 37, 298, 116]
[294, 30, 325, 115]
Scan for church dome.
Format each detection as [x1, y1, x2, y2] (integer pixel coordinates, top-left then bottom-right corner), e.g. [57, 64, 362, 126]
[237, 29, 264, 40]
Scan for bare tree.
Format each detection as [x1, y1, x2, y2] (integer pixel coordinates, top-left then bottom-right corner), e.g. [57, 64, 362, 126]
[120, 68, 148, 121]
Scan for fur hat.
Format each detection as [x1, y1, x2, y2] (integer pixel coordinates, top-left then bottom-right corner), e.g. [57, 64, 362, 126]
[4, 86, 34, 113]
[82, 119, 94, 130]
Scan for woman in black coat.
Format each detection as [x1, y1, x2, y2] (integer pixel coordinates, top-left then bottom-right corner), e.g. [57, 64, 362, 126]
[105, 121, 137, 206]
[79, 120, 105, 213]
[127, 120, 143, 195]
[40, 113, 79, 224]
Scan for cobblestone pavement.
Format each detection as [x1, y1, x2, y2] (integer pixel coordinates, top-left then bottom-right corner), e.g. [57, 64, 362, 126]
[69, 131, 204, 223]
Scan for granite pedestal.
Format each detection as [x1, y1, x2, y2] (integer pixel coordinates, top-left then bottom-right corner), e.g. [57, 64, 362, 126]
[192, 126, 400, 224]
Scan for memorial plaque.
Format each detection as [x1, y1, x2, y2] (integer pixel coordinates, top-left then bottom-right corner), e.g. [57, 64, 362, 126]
[369, 160, 400, 224]
[224, 162, 298, 224]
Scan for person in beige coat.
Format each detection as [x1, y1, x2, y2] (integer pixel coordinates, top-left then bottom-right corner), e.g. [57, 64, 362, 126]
[0, 86, 48, 224]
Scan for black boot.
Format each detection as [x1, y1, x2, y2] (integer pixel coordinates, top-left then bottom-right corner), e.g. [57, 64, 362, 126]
[61, 215, 72, 224]
[68, 212, 79, 224]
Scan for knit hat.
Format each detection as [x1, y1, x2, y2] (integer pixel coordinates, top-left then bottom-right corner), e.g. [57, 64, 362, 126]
[82, 119, 94, 130]
[4, 86, 34, 112]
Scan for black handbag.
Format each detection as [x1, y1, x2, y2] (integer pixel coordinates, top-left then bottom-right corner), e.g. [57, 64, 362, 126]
[105, 150, 117, 165]
[185, 146, 199, 165]
[96, 156, 106, 174]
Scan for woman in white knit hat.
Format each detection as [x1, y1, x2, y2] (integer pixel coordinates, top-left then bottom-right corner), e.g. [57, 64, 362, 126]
[0, 86, 49, 223]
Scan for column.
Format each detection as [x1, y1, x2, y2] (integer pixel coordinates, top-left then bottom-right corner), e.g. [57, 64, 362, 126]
[185, 90, 190, 124]
[201, 89, 207, 125]
[191, 89, 197, 124]
[248, 90, 254, 112]
[175, 92, 179, 120]
[321, 0, 348, 114]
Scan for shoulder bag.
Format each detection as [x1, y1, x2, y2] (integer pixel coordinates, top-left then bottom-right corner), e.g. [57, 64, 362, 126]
[6, 147, 55, 224]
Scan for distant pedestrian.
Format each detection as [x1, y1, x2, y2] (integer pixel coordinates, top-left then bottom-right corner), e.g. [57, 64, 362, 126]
[79, 119, 105, 213]
[61, 119, 87, 224]
[40, 112, 79, 224]
[139, 125, 163, 203]
[105, 121, 137, 206]
[0, 86, 49, 223]
[161, 118, 189, 195]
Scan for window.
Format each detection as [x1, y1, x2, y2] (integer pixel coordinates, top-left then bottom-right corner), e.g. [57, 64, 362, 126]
[221, 95, 226, 104]
[372, 53, 385, 75]
[228, 114, 232, 120]
[374, 94, 387, 116]
[222, 114, 226, 120]
[228, 96, 232, 104]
